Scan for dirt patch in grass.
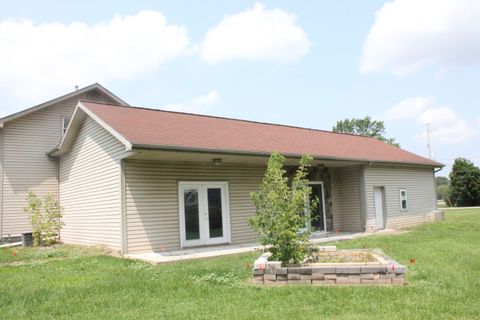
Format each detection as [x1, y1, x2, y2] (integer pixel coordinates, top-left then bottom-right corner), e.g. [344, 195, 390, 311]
[0, 244, 116, 265]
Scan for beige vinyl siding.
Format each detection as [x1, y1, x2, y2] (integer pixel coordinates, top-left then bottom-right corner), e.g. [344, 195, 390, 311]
[364, 166, 435, 229]
[330, 166, 364, 232]
[59, 116, 125, 249]
[125, 160, 265, 253]
[1, 90, 116, 236]
[0, 128, 3, 238]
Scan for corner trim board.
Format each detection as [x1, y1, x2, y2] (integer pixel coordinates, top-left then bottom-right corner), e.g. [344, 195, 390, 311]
[0, 128, 3, 238]
[120, 159, 127, 254]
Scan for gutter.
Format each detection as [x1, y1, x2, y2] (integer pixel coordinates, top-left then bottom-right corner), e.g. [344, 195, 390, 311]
[47, 148, 59, 158]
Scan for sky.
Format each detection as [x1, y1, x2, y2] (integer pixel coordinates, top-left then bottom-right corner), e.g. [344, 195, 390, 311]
[1, 0, 479, 175]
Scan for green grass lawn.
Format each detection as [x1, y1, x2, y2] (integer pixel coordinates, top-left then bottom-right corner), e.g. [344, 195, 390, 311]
[1, 209, 480, 319]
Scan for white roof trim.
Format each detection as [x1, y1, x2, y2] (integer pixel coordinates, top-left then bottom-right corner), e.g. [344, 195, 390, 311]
[0, 83, 128, 125]
[50, 101, 132, 157]
[78, 102, 132, 150]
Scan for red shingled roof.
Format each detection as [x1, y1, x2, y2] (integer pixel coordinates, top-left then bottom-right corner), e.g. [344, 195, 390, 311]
[81, 101, 442, 167]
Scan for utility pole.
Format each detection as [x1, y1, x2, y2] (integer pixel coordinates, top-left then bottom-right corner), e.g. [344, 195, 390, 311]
[426, 123, 432, 159]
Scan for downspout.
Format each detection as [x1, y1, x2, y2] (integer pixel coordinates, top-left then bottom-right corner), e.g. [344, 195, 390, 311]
[56, 156, 61, 241]
[46, 153, 60, 198]
[433, 167, 443, 211]
[47, 152, 61, 240]
[114, 150, 136, 255]
[120, 159, 127, 255]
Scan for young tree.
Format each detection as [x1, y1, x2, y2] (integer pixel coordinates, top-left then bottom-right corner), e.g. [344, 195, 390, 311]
[25, 192, 64, 246]
[449, 158, 480, 207]
[25, 191, 43, 246]
[332, 116, 399, 147]
[43, 193, 64, 245]
[249, 153, 316, 265]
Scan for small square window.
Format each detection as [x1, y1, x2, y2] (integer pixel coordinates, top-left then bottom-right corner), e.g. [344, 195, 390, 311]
[62, 117, 71, 136]
[400, 189, 408, 211]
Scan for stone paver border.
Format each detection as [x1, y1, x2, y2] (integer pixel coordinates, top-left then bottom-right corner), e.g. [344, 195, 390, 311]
[252, 248, 406, 286]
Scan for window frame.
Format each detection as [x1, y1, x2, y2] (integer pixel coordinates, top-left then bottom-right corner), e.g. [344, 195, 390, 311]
[62, 117, 71, 136]
[302, 181, 327, 233]
[399, 189, 408, 211]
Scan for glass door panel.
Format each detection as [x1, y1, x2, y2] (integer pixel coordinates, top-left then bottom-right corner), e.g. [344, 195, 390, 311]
[310, 184, 325, 231]
[207, 188, 223, 238]
[183, 188, 200, 241]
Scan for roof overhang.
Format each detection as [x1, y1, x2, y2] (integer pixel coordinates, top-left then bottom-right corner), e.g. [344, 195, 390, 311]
[128, 143, 444, 169]
[0, 83, 128, 125]
[124, 146, 365, 167]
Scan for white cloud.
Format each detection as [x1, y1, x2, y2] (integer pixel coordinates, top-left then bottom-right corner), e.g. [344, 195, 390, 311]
[361, 0, 480, 75]
[163, 90, 220, 114]
[383, 97, 432, 120]
[0, 11, 190, 109]
[417, 107, 457, 127]
[201, 2, 311, 63]
[417, 107, 475, 143]
[385, 97, 477, 144]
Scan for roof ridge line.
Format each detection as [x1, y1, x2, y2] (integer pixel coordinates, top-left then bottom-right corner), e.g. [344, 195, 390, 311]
[1, 83, 126, 124]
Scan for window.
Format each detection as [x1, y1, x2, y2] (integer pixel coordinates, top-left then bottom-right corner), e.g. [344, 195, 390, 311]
[62, 117, 71, 136]
[400, 189, 408, 211]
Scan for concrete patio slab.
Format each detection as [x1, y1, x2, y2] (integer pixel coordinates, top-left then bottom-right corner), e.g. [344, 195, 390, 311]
[124, 230, 400, 264]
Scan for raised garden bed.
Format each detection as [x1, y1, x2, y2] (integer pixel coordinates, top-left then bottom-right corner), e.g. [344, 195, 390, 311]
[252, 246, 406, 286]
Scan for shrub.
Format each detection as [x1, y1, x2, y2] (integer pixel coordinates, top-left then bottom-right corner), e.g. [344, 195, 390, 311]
[25, 191, 43, 246]
[249, 152, 316, 265]
[24, 192, 64, 246]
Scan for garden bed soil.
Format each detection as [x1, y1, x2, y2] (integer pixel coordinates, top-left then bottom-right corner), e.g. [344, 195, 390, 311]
[306, 250, 377, 264]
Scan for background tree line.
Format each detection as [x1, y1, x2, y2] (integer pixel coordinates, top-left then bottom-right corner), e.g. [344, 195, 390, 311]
[437, 158, 480, 207]
[332, 116, 479, 207]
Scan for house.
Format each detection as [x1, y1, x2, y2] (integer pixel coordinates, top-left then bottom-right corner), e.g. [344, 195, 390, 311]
[45, 100, 443, 254]
[0, 84, 128, 240]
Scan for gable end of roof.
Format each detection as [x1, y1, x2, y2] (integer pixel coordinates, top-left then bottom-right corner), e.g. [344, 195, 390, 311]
[49, 101, 132, 157]
[0, 83, 129, 125]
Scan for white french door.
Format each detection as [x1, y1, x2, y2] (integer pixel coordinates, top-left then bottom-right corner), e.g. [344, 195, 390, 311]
[179, 182, 230, 248]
